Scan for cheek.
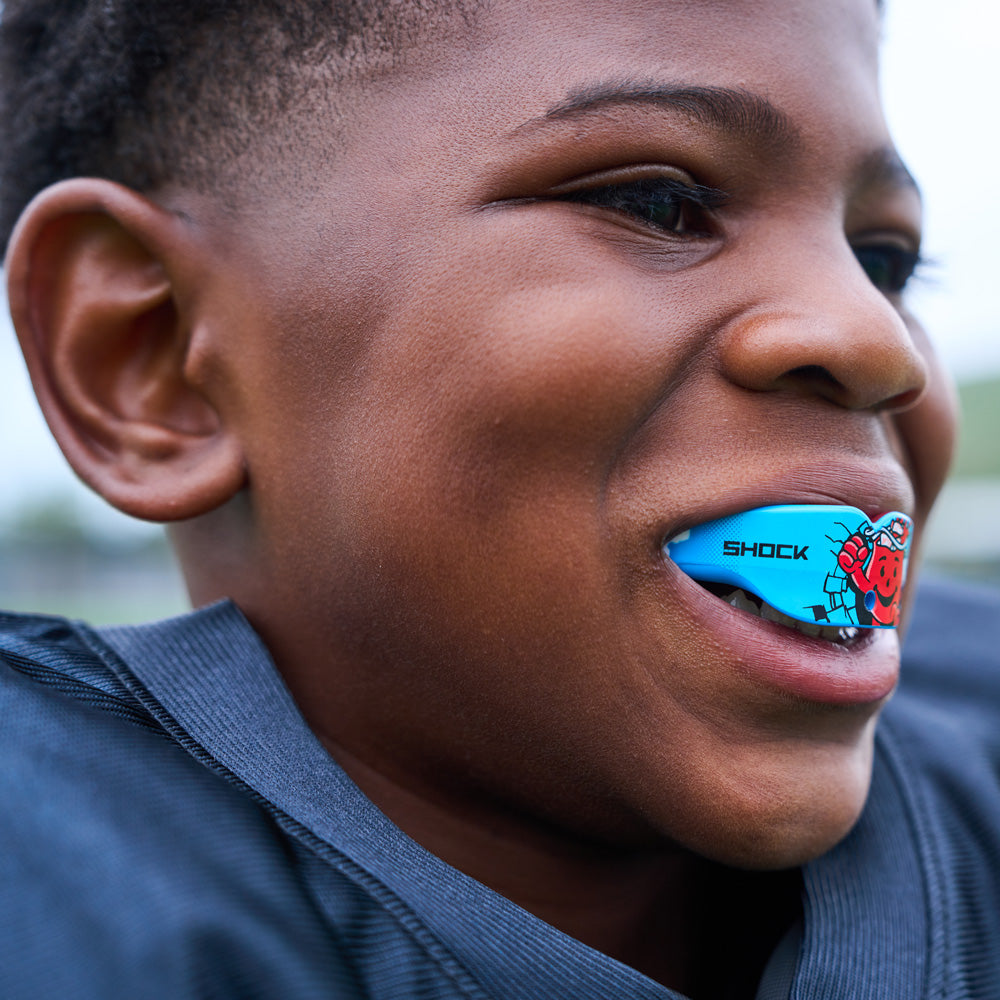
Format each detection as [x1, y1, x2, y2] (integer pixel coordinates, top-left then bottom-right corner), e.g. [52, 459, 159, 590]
[892, 318, 958, 523]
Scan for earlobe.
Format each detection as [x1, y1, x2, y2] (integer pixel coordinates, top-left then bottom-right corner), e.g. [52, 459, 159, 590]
[5, 179, 246, 521]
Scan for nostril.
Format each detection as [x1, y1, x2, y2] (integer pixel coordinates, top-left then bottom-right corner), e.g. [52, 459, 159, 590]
[779, 364, 845, 402]
[774, 362, 925, 412]
[786, 364, 839, 385]
[875, 382, 926, 414]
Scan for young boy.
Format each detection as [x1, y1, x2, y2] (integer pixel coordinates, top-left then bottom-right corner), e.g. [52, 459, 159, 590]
[2, 1, 999, 997]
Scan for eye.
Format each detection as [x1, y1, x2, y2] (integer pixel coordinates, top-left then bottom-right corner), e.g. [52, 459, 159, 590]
[554, 175, 727, 236]
[852, 243, 923, 294]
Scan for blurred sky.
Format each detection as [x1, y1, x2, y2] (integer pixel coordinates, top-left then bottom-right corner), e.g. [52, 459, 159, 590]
[1, 0, 998, 529]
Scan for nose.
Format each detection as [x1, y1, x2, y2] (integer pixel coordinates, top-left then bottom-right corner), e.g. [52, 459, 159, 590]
[717, 243, 928, 413]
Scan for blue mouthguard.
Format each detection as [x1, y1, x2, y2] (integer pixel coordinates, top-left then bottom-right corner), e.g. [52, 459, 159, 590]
[664, 504, 913, 629]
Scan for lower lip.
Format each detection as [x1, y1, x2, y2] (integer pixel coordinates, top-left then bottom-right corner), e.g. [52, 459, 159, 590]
[662, 560, 900, 706]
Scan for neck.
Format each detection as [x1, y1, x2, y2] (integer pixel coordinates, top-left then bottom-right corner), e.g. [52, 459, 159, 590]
[325, 741, 801, 998]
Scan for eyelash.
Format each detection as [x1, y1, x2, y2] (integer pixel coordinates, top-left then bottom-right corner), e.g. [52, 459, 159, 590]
[552, 176, 923, 295]
[851, 245, 923, 295]
[555, 177, 728, 236]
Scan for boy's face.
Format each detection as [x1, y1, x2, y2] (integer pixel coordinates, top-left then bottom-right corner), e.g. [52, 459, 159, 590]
[195, 0, 955, 866]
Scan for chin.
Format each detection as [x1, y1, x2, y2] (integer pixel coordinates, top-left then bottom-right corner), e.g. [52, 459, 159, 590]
[712, 799, 869, 872]
[663, 727, 878, 872]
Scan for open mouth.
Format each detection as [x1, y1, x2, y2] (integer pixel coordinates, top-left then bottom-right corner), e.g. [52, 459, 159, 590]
[663, 504, 915, 645]
[694, 578, 862, 646]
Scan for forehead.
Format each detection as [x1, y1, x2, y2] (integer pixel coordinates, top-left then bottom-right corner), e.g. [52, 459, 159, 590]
[322, 0, 891, 194]
[422, 2, 872, 119]
[228, 0, 911, 300]
[467, 0, 880, 85]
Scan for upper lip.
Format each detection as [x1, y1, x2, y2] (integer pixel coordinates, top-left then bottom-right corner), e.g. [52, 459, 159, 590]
[656, 459, 916, 545]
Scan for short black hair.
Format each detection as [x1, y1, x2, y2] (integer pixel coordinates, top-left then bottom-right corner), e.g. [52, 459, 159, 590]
[0, 0, 473, 251]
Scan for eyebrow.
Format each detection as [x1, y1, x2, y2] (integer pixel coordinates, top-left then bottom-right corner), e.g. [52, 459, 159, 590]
[516, 82, 921, 200]
[517, 82, 802, 153]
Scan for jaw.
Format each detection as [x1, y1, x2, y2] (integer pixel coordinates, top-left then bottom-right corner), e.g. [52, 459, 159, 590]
[576, 539, 896, 868]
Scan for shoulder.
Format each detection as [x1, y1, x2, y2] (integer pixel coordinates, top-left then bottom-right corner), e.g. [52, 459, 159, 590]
[0, 610, 343, 997]
[886, 576, 1000, 844]
[0, 610, 475, 999]
[0, 608, 271, 906]
[881, 579, 1000, 993]
[0, 607, 159, 727]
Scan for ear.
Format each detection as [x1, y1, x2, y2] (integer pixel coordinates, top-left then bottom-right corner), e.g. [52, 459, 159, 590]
[5, 179, 246, 521]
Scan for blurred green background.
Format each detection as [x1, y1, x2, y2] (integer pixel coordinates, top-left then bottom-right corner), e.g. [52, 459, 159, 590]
[0, 374, 997, 627]
[920, 374, 1000, 587]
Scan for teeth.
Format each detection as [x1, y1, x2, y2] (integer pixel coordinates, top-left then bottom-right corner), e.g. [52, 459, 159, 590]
[713, 584, 860, 645]
[727, 588, 761, 615]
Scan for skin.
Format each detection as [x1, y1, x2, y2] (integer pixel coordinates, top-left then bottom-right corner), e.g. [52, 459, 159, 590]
[6, 0, 958, 994]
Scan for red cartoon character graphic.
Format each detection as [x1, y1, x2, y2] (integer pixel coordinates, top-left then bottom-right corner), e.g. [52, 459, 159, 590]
[837, 517, 911, 627]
